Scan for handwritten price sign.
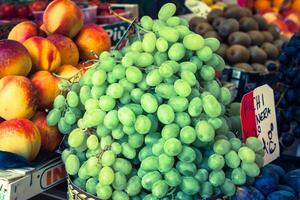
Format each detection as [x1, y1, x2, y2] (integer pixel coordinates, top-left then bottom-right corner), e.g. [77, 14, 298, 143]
[241, 84, 279, 165]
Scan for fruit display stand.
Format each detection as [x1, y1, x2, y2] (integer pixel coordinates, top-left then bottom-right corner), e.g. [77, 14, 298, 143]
[0, 153, 65, 200]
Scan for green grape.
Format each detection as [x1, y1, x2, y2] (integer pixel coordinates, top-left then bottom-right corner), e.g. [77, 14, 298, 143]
[64, 110, 76, 125]
[187, 97, 202, 117]
[126, 176, 142, 196]
[100, 51, 111, 60]
[196, 46, 213, 61]
[92, 69, 107, 86]
[230, 138, 242, 151]
[246, 137, 263, 152]
[135, 115, 152, 134]
[231, 168, 246, 185]
[53, 95, 65, 109]
[83, 109, 106, 128]
[241, 162, 260, 177]
[98, 166, 114, 185]
[58, 79, 69, 90]
[164, 168, 182, 187]
[178, 146, 196, 163]
[156, 38, 168, 52]
[206, 54, 219, 67]
[225, 150, 241, 169]
[73, 177, 86, 190]
[174, 79, 191, 97]
[200, 182, 213, 199]
[177, 161, 197, 176]
[99, 95, 116, 112]
[68, 128, 86, 148]
[168, 96, 188, 112]
[164, 138, 182, 156]
[139, 146, 153, 161]
[142, 32, 156, 53]
[75, 140, 88, 152]
[221, 179, 236, 197]
[203, 94, 222, 118]
[145, 132, 160, 145]
[214, 139, 231, 155]
[157, 104, 175, 124]
[61, 149, 72, 163]
[96, 184, 112, 200]
[86, 156, 101, 176]
[175, 25, 191, 39]
[58, 117, 71, 134]
[180, 177, 200, 195]
[180, 61, 197, 73]
[86, 177, 98, 195]
[208, 154, 225, 171]
[159, 61, 174, 78]
[175, 112, 191, 127]
[194, 148, 203, 165]
[166, 16, 181, 26]
[209, 170, 225, 187]
[96, 124, 110, 137]
[78, 162, 89, 180]
[104, 110, 119, 129]
[84, 98, 99, 111]
[238, 147, 256, 163]
[113, 158, 132, 175]
[141, 93, 158, 113]
[131, 88, 144, 103]
[112, 191, 130, 200]
[161, 123, 180, 140]
[111, 142, 122, 155]
[66, 91, 79, 107]
[155, 83, 177, 99]
[137, 77, 149, 91]
[183, 33, 204, 51]
[141, 156, 158, 171]
[158, 3, 176, 20]
[195, 169, 208, 183]
[112, 65, 126, 80]
[122, 142, 136, 159]
[100, 135, 113, 149]
[180, 126, 196, 144]
[204, 80, 220, 98]
[168, 43, 186, 61]
[121, 56, 133, 67]
[146, 69, 163, 87]
[196, 120, 215, 142]
[79, 85, 91, 104]
[255, 154, 264, 168]
[47, 108, 61, 126]
[128, 133, 144, 148]
[142, 171, 162, 191]
[204, 37, 220, 52]
[100, 57, 115, 72]
[200, 65, 215, 81]
[180, 70, 196, 86]
[143, 194, 157, 200]
[208, 118, 223, 129]
[219, 87, 232, 105]
[120, 92, 131, 104]
[152, 138, 165, 156]
[127, 103, 144, 115]
[136, 53, 154, 67]
[102, 150, 116, 167]
[152, 180, 168, 198]
[106, 83, 124, 99]
[175, 192, 192, 200]
[112, 126, 124, 139]
[65, 154, 80, 175]
[215, 54, 225, 71]
[131, 41, 143, 52]
[158, 153, 174, 173]
[141, 16, 153, 30]
[87, 134, 99, 150]
[118, 106, 136, 126]
[111, 171, 127, 190]
[123, 125, 136, 135]
[107, 73, 117, 84]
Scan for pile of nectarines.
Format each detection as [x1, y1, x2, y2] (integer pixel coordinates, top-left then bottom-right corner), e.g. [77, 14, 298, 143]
[0, 0, 111, 161]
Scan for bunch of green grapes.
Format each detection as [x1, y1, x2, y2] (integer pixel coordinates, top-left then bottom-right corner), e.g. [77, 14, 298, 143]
[47, 3, 264, 199]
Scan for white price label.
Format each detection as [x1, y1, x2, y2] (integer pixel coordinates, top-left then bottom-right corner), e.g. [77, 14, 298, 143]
[185, 0, 211, 18]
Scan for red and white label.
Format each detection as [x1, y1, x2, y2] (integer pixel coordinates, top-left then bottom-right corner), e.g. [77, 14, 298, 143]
[241, 84, 280, 165]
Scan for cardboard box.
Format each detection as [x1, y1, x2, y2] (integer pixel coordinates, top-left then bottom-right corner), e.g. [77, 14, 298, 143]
[0, 155, 66, 200]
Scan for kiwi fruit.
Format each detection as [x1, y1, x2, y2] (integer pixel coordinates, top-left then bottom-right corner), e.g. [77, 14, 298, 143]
[223, 6, 245, 19]
[268, 25, 280, 40]
[212, 17, 226, 29]
[234, 63, 253, 72]
[195, 22, 214, 35]
[216, 43, 228, 58]
[261, 42, 279, 59]
[249, 46, 268, 64]
[239, 17, 259, 31]
[218, 19, 239, 37]
[262, 31, 274, 42]
[248, 31, 265, 46]
[226, 45, 250, 64]
[228, 32, 251, 46]
[204, 31, 221, 40]
[207, 9, 223, 23]
[252, 63, 268, 73]
[274, 39, 285, 51]
[242, 8, 253, 17]
[189, 17, 207, 31]
[253, 14, 268, 30]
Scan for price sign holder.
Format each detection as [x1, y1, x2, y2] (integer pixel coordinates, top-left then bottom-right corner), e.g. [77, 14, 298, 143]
[241, 84, 280, 166]
[185, 0, 211, 18]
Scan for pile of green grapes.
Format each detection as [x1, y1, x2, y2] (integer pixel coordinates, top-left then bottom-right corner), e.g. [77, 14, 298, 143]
[47, 3, 264, 200]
